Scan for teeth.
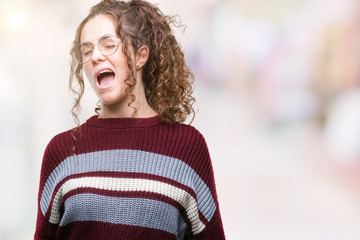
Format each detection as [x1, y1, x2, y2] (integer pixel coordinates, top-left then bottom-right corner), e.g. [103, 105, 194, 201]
[99, 69, 113, 75]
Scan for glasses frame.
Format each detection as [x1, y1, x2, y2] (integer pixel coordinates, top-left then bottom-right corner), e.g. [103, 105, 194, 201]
[74, 34, 121, 64]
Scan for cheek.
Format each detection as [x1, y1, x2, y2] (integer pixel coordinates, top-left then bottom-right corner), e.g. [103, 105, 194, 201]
[83, 66, 94, 83]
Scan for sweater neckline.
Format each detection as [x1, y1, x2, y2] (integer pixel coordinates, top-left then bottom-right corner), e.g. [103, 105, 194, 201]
[85, 115, 163, 129]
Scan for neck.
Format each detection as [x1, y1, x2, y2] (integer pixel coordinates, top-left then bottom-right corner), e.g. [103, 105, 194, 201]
[99, 101, 157, 119]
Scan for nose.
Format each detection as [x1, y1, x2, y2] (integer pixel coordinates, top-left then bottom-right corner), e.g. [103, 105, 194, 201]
[90, 45, 106, 63]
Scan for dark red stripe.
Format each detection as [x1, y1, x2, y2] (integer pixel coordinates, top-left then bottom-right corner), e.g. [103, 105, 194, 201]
[57, 221, 177, 240]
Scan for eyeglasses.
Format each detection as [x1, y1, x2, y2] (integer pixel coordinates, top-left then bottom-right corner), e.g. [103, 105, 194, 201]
[74, 34, 121, 64]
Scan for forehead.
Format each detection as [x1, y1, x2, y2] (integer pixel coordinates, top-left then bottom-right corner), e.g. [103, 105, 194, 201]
[81, 14, 117, 42]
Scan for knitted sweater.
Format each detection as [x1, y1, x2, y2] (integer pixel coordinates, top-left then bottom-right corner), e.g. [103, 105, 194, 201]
[35, 115, 225, 240]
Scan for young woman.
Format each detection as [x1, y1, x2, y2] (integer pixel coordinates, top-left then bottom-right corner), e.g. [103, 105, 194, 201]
[35, 0, 225, 239]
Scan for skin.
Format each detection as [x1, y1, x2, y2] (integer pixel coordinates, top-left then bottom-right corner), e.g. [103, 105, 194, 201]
[81, 14, 157, 118]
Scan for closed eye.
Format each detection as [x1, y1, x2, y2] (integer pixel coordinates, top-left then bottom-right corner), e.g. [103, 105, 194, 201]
[103, 44, 116, 49]
[83, 50, 93, 56]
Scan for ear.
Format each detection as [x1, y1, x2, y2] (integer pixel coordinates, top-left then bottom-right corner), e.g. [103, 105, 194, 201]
[135, 45, 149, 70]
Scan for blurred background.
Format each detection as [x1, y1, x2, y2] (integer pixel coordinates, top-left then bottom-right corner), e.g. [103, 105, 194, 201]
[1, 0, 360, 239]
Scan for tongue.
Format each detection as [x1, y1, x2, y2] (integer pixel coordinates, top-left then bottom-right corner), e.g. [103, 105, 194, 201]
[99, 74, 115, 87]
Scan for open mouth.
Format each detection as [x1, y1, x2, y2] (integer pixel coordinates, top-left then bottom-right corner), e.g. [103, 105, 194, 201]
[97, 69, 115, 88]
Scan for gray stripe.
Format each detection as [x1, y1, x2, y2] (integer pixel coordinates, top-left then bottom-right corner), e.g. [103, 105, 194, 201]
[40, 149, 216, 221]
[61, 194, 187, 240]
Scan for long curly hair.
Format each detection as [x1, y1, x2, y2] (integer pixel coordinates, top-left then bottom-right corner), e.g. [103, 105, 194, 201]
[69, 0, 195, 130]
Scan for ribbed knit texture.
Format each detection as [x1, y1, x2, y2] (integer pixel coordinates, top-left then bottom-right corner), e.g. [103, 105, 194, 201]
[35, 115, 225, 240]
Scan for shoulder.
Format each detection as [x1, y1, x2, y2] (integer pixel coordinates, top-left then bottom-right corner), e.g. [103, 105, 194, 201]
[46, 128, 74, 150]
[45, 119, 89, 151]
[39, 128, 76, 181]
[172, 123, 206, 140]
[161, 123, 211, 165]
[168, 123, 208, 148]
[42, 126, 77, 164]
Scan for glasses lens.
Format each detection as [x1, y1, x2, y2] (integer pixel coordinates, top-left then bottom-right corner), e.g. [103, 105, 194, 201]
[99, 35, 119, 56]
[74, 43, 92, 64]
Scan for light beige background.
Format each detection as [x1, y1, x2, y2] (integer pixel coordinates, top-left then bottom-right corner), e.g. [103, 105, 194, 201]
[1, 0, 360, 239]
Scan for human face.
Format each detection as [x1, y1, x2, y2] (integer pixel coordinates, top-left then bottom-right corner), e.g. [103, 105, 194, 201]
[81, 14, 132, 108]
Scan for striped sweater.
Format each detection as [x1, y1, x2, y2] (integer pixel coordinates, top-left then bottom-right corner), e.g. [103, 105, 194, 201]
[35, 115, 225, 239]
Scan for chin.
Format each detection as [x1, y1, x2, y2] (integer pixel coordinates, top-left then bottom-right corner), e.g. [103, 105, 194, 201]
[99, 95, 128, 107]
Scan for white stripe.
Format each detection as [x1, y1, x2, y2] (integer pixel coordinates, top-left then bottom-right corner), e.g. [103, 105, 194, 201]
[50, 177, 206, 234]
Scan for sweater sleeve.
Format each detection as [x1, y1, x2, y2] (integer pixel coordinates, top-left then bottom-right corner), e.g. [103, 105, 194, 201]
[184, 128, 226, 240]
[34, 138, 62, 239]
[186, 210, 225, 240]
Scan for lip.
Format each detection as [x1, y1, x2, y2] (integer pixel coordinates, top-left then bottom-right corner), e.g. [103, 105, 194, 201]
[94, 67, 116, 90]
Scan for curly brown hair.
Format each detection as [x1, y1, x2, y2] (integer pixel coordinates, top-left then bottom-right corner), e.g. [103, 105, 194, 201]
[69, 0, 195, 129]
